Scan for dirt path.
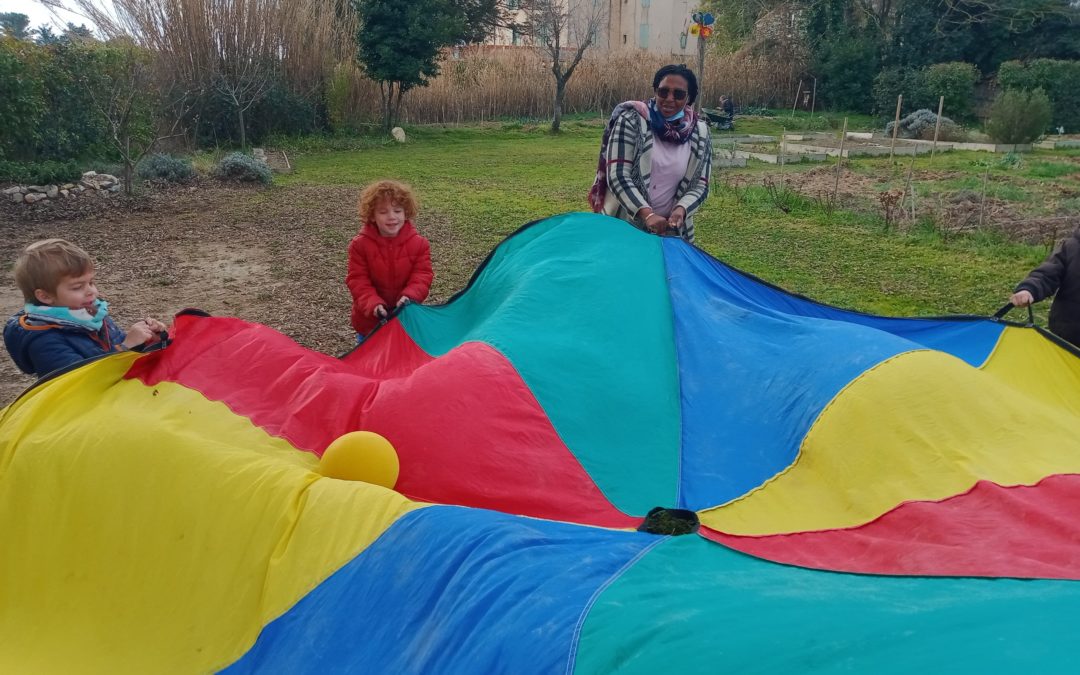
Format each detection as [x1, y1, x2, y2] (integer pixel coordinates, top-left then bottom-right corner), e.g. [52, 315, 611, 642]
[0, 182, 463, 406]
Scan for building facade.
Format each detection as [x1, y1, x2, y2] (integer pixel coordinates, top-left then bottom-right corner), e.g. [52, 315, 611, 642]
[488, 0, 699, 57]
[607, 0, 696, 56]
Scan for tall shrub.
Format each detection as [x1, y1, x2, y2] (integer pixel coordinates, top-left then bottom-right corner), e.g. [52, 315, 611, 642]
[811, 33, 880, 113]
[872, 66, 929, 117]
[985, 89, 1053, 143]
[0, 38, 45, 160]
[37, 43, 112, 161]
[998, 59, 1080, 132]
[922, 62, 979, 121]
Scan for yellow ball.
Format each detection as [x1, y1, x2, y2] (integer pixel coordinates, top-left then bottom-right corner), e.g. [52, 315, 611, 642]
[318, 431, 400, 488]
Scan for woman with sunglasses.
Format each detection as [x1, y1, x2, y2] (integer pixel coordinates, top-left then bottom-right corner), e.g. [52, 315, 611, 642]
[588, 64, 712, 243]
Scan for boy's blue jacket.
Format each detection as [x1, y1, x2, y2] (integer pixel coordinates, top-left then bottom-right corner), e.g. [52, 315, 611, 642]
[4, 311, 127, 378]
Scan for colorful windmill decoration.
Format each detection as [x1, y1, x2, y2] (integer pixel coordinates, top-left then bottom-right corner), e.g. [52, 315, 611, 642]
[692, 11, 715, 39]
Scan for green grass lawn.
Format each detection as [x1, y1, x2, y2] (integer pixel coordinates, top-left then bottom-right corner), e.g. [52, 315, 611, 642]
[712, 110, 880, 137]
[276, 123, 1058, 320]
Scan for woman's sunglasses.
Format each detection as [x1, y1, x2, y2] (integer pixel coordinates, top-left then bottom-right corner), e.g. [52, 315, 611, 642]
[656, 87, 688, 101]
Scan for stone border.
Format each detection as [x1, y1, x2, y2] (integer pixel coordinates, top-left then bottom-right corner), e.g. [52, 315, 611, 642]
[3, 171, 123, 204]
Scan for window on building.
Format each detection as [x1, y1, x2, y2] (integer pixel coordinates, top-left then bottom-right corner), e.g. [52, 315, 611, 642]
[639, 24, 649, 49]
[511, 28, 520, 46]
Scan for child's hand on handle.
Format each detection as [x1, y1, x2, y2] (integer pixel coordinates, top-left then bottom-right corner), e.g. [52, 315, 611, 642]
[396, 296, 410, 308]
[144, 317, 167, 334]
[1010, 290, 1035, 307]
[121, 321, 155, 349]
[373, 305, 388, 319]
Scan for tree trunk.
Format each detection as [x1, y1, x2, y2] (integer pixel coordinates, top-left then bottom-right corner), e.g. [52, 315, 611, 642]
[552, 79, 565, 133]
[238, 106, 247, 150]
[123, 133, 133, 196]
[381, 81, 394, 134]
[393, 84, 405, 130]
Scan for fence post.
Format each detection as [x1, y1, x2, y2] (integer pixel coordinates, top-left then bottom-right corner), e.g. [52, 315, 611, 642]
[890, 94, 902, 164]
[780, 126, 786, 190]
[930, 95, 944, 163]
[902, 152, 917, 221]
[698, 33, 706, 106]
[809, 77, 817, 121]
[790, 80, 803, 119]
[833, 117, 848, 204]
[979, 167, 991, 228]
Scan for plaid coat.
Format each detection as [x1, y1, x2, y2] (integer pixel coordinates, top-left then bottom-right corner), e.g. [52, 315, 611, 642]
[602, 108, 712, 243]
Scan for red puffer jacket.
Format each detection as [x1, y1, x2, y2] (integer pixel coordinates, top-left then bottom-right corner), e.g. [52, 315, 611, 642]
[346, 221, 434, 334]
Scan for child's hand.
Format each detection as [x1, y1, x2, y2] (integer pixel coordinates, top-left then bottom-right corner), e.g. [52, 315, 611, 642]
[373, 305, 388, 319]
[396, 296, 410, 308]
[144, 317, 167, 334]
[1010, 290, 1035, 307]
[121, 321, 155, 349]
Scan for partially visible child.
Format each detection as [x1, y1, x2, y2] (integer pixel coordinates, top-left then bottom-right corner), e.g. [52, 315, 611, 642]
[1010, 226, 1080, 346]
[4, 239, 167, 378]
[346, 180, 433, 341]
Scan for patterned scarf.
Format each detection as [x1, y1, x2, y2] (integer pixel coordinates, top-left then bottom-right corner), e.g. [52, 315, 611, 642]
[647, 98, 698, 145]
[24, 298, 110, 332]
[588, 99, 698, 213]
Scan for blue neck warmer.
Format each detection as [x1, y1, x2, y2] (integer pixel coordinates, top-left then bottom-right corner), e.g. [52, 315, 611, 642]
[24, 298, 110, 332]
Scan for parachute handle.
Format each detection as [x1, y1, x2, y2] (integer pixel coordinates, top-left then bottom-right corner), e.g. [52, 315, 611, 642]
[993, 303, 1035, 325]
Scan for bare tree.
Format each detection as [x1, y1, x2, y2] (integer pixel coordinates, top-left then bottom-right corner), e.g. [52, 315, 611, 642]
[77, 41, 191, 194]
[934, 0, 1076, 30]
[520, 0, 607, 133]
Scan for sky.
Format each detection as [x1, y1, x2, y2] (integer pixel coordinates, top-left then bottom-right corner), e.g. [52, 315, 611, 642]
[0, 0, 90, 31]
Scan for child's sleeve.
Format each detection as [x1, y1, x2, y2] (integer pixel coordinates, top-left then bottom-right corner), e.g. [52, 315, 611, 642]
[25, 335, 87, 377]
[345, 240, 385, 312]
[1016, 238, 1076, 301]
[105, 316, 127, 350]
[401, 238, 434, 303]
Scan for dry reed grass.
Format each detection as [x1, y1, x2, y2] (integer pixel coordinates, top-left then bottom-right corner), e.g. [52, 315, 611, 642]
[45, 0, 803, 127]
[53, 0, 353, 95]
[335, 47, 804, 126]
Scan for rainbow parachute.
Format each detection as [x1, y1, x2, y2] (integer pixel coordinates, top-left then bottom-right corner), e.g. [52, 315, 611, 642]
[3, 213, 1079, 673]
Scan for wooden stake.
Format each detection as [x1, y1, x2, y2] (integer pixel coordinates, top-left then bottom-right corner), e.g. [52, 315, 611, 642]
[809, 77, 817, 121]
[780, 126, 786, 190]
[790, 79, 803, 119]
[833, 117, 848, 203]
[979, 166, 990, 228]
[902, 152, 916, 220]
[697, 32, 707, 106]
[889, 94, 902, 164]
[930, 95, 944, 163]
